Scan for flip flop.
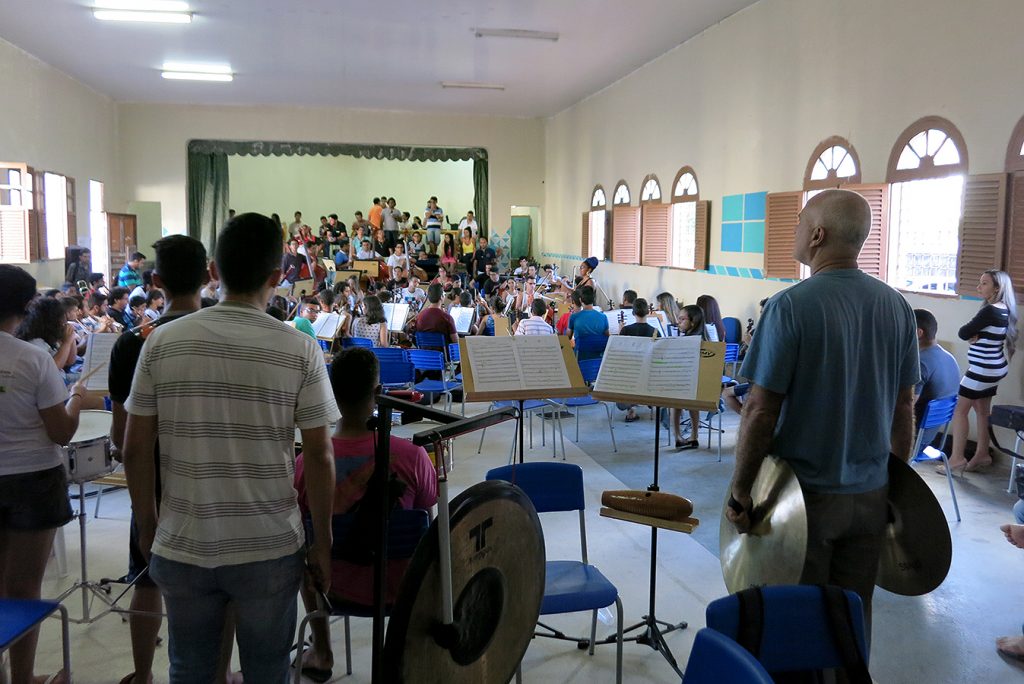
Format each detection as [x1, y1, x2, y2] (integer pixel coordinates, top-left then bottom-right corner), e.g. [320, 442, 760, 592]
[676, 439, 699, 451]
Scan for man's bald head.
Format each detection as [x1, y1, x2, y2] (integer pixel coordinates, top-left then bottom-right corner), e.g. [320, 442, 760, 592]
[804, 189, 872, 252]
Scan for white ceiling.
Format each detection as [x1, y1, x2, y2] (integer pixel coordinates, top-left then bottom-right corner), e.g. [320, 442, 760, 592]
[0, 0, 757, 117]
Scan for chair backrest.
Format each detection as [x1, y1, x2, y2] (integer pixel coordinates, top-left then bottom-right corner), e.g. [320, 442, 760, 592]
[724, 342, 740, 363]
[705, 585, 869, 675]
[379, 360, 415, 386]
[408, 348, 446, 372]
[921, 395, 958, 430]
[371, 347, 409, 364]
[577, 358, 602, 385]
[486, 462, 585, 513]
[682, 628, 774, 684]
[343, 336, 374, 349]
[722, 317, 743, 344]
[574, 334, 608, 359]
[415, 331, 447, 354]
[330, 508, 430, 562]
[447, 342, 461, 363]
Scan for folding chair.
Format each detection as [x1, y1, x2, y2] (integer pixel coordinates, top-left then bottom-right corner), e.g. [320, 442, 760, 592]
[486, 463, 623, 683]
[342, 336, 374, 349]
[477, 399, 566, 461]
[294, 509, 430, 681]
[573, 334, 607, 361]
[722, 317, 743, 344]
[911, 394, 960, 521]
[415, 331, 448, 357]
[554, 358, 616, 451]
[408, 349, 462, 413]
[0, 599, 71, 681]
[682, 628, 773, 684]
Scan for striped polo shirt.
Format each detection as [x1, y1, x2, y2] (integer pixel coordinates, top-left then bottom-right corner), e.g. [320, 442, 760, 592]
[125, 300, 340, 568]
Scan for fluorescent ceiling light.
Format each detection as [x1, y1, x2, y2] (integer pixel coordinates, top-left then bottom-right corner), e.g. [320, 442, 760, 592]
[94, 9, 192, 23]
[474, 28, 559, 42]
[441, 81, 505, 91]
[162, 62, 232, 74]
[161, 71, 232, 82]
[95, 0, 190, 10]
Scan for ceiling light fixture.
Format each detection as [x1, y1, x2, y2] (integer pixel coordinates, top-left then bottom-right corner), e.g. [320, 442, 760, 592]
[440, 81, 505, 91]
[473, 28, 559, 42]
[161, 63, 233, 82]
[95, 0, 190, 10]
[94, 1, 192, 23]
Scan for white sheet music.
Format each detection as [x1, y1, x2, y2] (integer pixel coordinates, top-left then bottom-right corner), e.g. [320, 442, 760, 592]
[465, 337, 523, 393]
[465, 336, 572, 394]
[311, 312, 342, 340]
[646, 316, 667, 338]
[82, 333, 118, 392]
[593, 335, 702, 401]
[382, 302, 410, 332]
[604, 309, 636, 335]
[518, 336, 570, 391]
[449, 306, 476, 335]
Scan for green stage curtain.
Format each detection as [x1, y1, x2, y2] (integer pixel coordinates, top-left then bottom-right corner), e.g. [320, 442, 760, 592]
[473, 158, 489, 238]
[187, 150, 230, 251]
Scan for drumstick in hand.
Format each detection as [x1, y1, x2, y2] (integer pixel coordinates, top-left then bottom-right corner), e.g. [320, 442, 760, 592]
[78, 362, 107, 385]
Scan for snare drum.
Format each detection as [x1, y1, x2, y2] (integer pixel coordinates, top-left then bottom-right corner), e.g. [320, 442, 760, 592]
[63, 410, 114, 484]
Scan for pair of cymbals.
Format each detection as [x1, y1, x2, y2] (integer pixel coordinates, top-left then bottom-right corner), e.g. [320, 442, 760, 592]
[719, 455, 952, 597]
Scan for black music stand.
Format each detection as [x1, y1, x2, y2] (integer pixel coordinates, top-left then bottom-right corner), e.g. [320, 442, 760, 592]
[594, 406, 687, 677]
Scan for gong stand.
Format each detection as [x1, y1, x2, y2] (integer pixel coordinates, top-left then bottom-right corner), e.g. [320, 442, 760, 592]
[367, 395, 517, 683]
[596, 405, 687, 677]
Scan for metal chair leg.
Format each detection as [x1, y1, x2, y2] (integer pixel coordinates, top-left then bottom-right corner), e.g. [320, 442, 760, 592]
[589, 608, 598, 655]
[344, 615, 352, 675]
[603, 403, 617, 452]
[940, 451, 962, 522]
[615, 596, 623, 684]
[1007, 435, 1022, 494]
[477, 426, 486, 454]
[94, 484, 104, 518]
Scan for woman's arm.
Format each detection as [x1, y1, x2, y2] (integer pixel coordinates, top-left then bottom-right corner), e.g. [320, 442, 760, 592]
[958, 305, 999, 341]
[378, 323, 389, 347]
[53, 324, 78, 369]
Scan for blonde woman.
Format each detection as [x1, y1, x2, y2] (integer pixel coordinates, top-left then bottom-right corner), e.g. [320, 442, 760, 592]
[941, 270, 1017, 474]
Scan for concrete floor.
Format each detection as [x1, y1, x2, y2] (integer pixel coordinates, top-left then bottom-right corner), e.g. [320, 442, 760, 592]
[28, 401, 1024, 682]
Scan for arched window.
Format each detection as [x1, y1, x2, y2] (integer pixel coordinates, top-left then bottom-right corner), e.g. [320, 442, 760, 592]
[582, 184, 608, 261]
[640, 174, 662, 204]
[673, 170, 698, 199]
[886, 116, 968, 294]
[803, 136, 861, 190]
[612, 180, 631, 206]
[665, 167, 706, 270]
[1005, 115, 1024, 293]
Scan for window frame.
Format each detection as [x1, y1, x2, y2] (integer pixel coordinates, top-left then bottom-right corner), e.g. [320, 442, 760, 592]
[612, 179, 631, 206]
[665, 166, 703, 271]
[886, 116, 968, 183]
[590, 184, 607, 210]
[639, 173, 663, 205]
[803, 136, 862, 191]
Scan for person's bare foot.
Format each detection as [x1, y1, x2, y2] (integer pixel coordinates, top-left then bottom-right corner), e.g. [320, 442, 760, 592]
[966, 454, 993, 472]
[997, 635, 1024, 660]
[301, 647, 334, 674]
[1000, 524, 1024, 548]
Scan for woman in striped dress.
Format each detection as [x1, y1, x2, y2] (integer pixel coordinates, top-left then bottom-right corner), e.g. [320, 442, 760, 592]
[942, 270, 1018, 473]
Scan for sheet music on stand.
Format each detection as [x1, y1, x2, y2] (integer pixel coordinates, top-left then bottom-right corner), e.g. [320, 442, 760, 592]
[82, 332, 118, 392]
[459, 335, 588, 401]
[605, 309, 635, 335]
[449, 306, 476, 335]
[646, 316, 668, 338]
[311, 312, 344, 341]
[382, 302, 410, 332]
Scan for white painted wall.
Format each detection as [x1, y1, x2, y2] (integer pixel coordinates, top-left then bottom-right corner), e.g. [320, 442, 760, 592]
[118, 103, 545, 241]
[0, 38, 119, 285]
[542, 0, 1024, 409]
[227, 155, 474, 230]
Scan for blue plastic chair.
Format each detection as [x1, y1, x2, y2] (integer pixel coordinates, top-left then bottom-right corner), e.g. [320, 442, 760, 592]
[342, 336, 374, 349]
[722, 317, 743, 344]
[477, 399, 565, 461]
[447, 342, 463, 382]
[486, 463, 623, 683]
[295, 508, 430, 680]
[682, 628, 773, 683]
[408, 349, 462, 413]
[705, 585, 869, 678]
[415, 331, 448, 357]
[555, 358, 616, 451]
[370, 348, 414, 389]
[573, 334, 608, 360]
[723, 342, 740, 379]
[911, 394, 961, 521]
[0, 599, 71, 680]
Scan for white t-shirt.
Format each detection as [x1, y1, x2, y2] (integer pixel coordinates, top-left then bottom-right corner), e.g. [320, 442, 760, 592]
[387, 253, 410, 272]
[705, 323, 719, 342]
[125, 301, 341, 568]
[0, 331, 69, 476]
[458, 218, 479, 237]
[402, 287, 426, 305]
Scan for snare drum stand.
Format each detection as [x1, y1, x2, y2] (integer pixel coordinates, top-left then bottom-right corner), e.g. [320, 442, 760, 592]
[56, 479, 117, 624]
[595, 406, 686, 677]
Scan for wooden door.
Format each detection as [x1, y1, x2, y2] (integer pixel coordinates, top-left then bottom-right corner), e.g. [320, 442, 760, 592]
[107, 213, 137, 283]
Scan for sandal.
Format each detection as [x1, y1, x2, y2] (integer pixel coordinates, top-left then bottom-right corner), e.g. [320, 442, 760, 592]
[675, 439, 699, 450]
[625, 413, 639, 423]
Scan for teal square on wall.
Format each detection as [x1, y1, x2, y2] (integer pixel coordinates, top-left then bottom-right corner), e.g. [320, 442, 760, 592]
[722, 195, 744, 222]
[744, 192, 767, 221]
[743, 220, 765, 253]
[721, 222, 743, 252]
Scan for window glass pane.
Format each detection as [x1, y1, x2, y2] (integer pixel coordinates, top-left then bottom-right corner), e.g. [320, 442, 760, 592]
[811, 160, 829, 180]
[925, 129, 947, 156]
[8, 169, 20, 186]
[641, 178, 661, 201]
[896, 147, 920, 170]
[908, 131, 928, 157]
[591, 188, 606, 207]
[44, 172, 69, 260]
[890, 175, 963, 294]
[836, 153, 856, 177]
[932, 138, 960, 166]
[1019, 141, 1024, 156]
[675, 172, 697, 197]
[589, 210, 606, 259]
[613, 184, 630, 205]
[670, 202, 696, 269]
[89, 180, 109, 280]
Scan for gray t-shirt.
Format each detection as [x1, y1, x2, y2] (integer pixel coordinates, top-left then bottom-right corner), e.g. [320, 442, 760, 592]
[740, 269, 920, 494]
[914, 343, 961, 447]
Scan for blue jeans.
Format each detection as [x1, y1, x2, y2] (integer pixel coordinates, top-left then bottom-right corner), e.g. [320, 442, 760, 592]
[1014, 498, 1024, 524]
[150, 550, 305, 684]
[426, 226, 441, 245]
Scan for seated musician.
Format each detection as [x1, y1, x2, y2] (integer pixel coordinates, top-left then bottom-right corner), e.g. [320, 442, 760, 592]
[617, 298, 658, 423]
[400, 276, 426, 307]
[567, 285, 609, 356]
[414, 283, 458, 344]
[388, 265, 409, 291]
[513, 256, 529, 276]
[537, 264, 555, 288]
[354, 239, 376, 260]
[281, 239, 306, 285]
[386, 242, 411, 273]
[408, 231, 427, 259]
[513, 276, 539, 319]
[295, 348, 438, 681]
[472, 236, 497, 288]
[620, 289, 638, 309]
[293, 298, 320, 339]
[555, 290, 581, 335]
[473, 296, 497, 336]
[514, 298, 555, 336]
[480, 269, 501, 298]
[372, 228, 390, 258]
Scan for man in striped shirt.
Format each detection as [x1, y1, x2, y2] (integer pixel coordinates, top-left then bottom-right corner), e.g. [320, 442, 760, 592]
[123, 213, 338, 683]
[514, 299, 554, 336]
[118, 251, 147, 288]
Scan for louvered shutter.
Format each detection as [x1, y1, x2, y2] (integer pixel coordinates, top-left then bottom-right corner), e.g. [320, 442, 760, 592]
[66, 176, 77, 247]
[845, 184, 890, 279]
[641, 204, 671, 267]
[952, 174, 1007, 296]
[611, 206, 641, 264]
[764, 192, 802, 279]
[1006, 171, 1024, 296]
[0, 208, 31, 263]
[31, 170, 45, 262]
[581, 212, 590, 257]
[694, 200, 710, 271]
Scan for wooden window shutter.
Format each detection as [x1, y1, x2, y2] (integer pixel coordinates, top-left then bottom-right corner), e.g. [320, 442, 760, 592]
[764, 192, 802, 279]
[581, 212, 590, 257]
[611, 206, 640, 264]
[0, 208, 31, 263]
[845, 184, 890, 279]
[954, 173, 1007, 296]
[66, 176, 77, 247]
[1006, 171, 1024, 296]
[641, 204, 671, 266]
[695, 200, 710, 271]
[31, 170, 46, 262]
